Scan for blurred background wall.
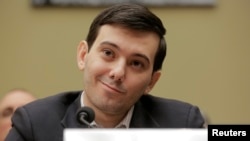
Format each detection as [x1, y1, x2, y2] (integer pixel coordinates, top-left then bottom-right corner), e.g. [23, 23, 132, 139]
[0, 0, 249, 124]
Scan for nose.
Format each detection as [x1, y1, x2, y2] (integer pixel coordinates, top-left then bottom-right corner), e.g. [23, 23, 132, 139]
[109, 60, 126, 82]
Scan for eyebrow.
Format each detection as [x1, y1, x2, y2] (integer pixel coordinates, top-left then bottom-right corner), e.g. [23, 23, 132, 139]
[100, 41, 150, 64]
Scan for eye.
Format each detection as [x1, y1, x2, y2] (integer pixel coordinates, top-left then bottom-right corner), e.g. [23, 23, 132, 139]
[1, 107, 14, 118]
[131, 60, 144, 69]
[102, 49, 115, 59]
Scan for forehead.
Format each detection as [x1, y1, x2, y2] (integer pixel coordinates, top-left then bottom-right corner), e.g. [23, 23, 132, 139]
[0, 91, 35, 110]
[93, 24, 160, 60]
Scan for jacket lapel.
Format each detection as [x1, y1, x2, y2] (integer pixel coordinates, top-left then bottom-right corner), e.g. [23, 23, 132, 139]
[61, 93, 89, 128]
[130, 99, 160, 128]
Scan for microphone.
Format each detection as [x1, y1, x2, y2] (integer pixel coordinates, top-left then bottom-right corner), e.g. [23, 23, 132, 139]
[76, 106, 95, 128]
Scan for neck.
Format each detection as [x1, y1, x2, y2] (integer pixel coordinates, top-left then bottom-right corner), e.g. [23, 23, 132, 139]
[82, 93, 128, 128]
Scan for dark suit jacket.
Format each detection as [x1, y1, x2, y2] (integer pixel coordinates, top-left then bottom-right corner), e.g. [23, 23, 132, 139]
[6, 91, 204, 141]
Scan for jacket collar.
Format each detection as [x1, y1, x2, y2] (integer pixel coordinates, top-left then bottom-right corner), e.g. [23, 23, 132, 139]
[61, 93, 159, 128]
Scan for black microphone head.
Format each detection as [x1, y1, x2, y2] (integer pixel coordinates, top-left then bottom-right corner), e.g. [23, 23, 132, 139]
[76, 106, 95, 124]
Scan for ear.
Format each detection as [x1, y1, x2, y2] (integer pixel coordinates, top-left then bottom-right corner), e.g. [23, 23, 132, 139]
[144, 71, 161, 94]
[77, 40, 88, 71]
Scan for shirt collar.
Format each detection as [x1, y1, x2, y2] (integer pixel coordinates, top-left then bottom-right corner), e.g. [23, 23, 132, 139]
[80, 91, 134, 128]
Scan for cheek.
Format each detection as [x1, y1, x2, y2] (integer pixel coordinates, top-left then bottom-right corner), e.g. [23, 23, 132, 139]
[86, 58, 109, 74]
[84, 59, 108, 82]
[127, 74, 151, 92]
[0, 121, 11, 141]
[0, 119, 11, 131]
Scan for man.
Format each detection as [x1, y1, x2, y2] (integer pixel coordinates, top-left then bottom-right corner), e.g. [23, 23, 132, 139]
[0, 89, 36, 141]
[6, 3, 205, 141]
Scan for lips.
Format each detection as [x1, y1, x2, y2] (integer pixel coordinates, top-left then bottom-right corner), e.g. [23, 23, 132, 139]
[99, 80, 127, 94]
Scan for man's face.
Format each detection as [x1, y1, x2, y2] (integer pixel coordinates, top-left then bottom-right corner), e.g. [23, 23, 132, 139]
[0, 91, 35, 141]
[77, 24, 161, 115]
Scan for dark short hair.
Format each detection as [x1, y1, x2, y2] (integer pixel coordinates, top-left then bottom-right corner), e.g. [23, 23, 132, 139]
[86, 3, 167, 72]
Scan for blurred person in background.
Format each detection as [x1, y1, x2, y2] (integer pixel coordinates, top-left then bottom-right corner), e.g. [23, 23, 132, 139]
[0, 88, 36, 141]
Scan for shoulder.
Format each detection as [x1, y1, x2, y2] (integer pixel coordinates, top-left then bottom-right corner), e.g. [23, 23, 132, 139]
[9, 91, 82, 140]
[140, 94, 194, 108]
[20, 90, 82, 117]
[139, 94, 197, 115]
[138, 94, 204, 127]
